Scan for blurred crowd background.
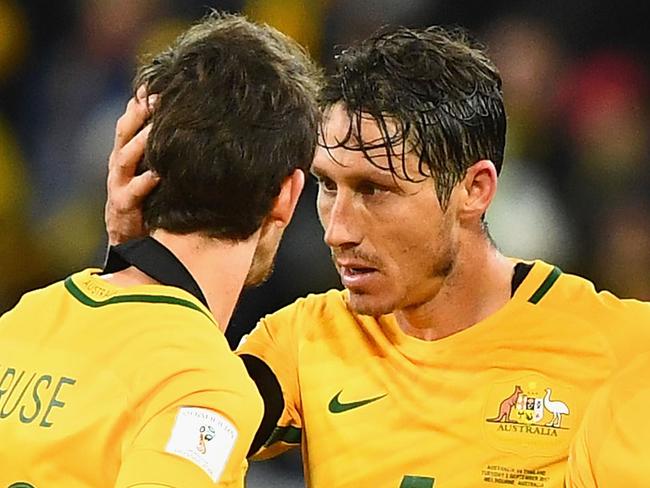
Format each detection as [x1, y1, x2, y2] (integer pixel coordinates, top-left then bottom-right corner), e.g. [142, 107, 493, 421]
[1, 0, 649, 485]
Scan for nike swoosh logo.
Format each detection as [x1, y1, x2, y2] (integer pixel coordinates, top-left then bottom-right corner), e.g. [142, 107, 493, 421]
[328, 390, 387, 414]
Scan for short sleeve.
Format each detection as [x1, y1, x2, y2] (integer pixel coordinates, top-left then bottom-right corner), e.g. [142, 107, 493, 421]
[565, 395, 601, 488]
[116, 325, 263, 487]
[237, 300, 304, 459]
[566, 353, 650, 488]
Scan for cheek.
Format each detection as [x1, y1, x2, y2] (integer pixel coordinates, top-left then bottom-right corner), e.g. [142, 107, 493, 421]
[380, 226, 427, 270]
[382, 217, 449, 276]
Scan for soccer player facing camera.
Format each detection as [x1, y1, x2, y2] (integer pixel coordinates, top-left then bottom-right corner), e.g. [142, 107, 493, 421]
[107, 25, 650, 488]
[0, 12, 320, 488]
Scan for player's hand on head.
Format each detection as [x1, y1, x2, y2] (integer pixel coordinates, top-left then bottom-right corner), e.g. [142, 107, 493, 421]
[106, 85, 160, 246]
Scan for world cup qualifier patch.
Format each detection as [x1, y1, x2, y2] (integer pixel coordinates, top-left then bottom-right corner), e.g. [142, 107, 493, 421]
[165, 407, 238, 482]
[482, 375, 578, 458]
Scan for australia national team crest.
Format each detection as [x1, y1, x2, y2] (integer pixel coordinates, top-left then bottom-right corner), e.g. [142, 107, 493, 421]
[483, 377, 575, 456]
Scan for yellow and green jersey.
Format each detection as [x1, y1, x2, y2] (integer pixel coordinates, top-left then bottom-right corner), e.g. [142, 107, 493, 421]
[238, 260, 650, 488]
[566, 352, 650, 487]
[0, 268, 263, 488]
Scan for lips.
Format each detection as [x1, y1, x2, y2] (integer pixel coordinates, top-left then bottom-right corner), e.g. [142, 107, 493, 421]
[336, 259, 378, 273]
[336, 260, 380, 289]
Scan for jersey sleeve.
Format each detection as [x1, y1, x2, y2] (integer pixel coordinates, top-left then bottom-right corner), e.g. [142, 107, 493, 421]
[565, 394, 601, 488]
[566, 353, 650, 488]
[236, 299, 305, 459]
[603, 299, 650, 367]
[115, 325, 263, 487]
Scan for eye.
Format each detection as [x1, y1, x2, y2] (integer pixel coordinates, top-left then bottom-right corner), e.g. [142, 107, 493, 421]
[357, 182, 389, 196]
[314, 175, 337, 193]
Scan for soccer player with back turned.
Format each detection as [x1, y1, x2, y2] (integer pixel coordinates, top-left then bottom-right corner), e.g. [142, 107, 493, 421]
[0, 12, 320, 488]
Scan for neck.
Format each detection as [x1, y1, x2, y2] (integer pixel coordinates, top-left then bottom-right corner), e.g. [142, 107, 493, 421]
[106, 230, 258, 331]
[394, 233, 514, 341]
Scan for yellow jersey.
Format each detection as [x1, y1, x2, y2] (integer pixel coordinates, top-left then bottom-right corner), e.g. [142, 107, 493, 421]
[239, 260, 650, 488]
[0, 268, 263, 488]
[565, 352, 650, 487]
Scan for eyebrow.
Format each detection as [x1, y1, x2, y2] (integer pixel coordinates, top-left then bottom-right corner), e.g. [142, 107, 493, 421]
[309, 166, 335, 181]
[310, 164, 405, 192]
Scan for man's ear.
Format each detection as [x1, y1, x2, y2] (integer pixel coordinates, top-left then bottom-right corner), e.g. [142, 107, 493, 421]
[458, 160, 498, 222]
[269, 169, 306, 228]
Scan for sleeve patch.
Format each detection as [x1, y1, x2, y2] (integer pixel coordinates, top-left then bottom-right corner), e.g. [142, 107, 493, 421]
[165, 407, 238, 483]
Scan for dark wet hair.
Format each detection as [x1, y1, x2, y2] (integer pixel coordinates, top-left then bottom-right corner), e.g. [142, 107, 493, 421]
[321, 25, 505, 206]
[134, 11, 322, 240]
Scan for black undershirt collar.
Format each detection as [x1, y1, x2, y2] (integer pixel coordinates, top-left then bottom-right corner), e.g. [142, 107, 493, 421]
[511, 261, 534, 296]
[103, 237, 209, 309]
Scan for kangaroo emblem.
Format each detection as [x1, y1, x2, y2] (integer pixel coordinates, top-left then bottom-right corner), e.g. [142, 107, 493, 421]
[488, 385, 522, 422]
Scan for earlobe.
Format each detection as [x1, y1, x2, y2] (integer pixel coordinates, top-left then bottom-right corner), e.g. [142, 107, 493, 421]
[461, 160, 498, 220]
[271, 169, 306, 227]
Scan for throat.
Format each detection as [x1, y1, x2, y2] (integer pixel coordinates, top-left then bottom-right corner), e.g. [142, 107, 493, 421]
[394, 295, 479, 341]
[394, 253, 514, 341]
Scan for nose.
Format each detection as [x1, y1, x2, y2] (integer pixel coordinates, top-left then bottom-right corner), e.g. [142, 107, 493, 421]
[322, 192, 362, 249]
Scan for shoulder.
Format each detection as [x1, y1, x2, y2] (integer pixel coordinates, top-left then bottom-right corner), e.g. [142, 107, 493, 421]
[608, 352, 650, 393]
[528, 264, 650, 365]
[260, 288, 351, 331]
[276, 288, 348, 313]
[534, 264, 650, 324]
[62, 268, 222, 340]
[239, 288, 355, 357]
[57, 270, 238, 385]
[579, 352, 650, 457]
[129, 316, 260, 417]
[2, 275, 70, 312]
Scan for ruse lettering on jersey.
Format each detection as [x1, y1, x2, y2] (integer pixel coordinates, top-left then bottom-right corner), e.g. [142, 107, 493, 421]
[0, 365, 76, 427]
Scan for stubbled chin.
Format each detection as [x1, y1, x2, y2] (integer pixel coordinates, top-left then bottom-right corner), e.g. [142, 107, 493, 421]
[346, 291, 395, 317]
